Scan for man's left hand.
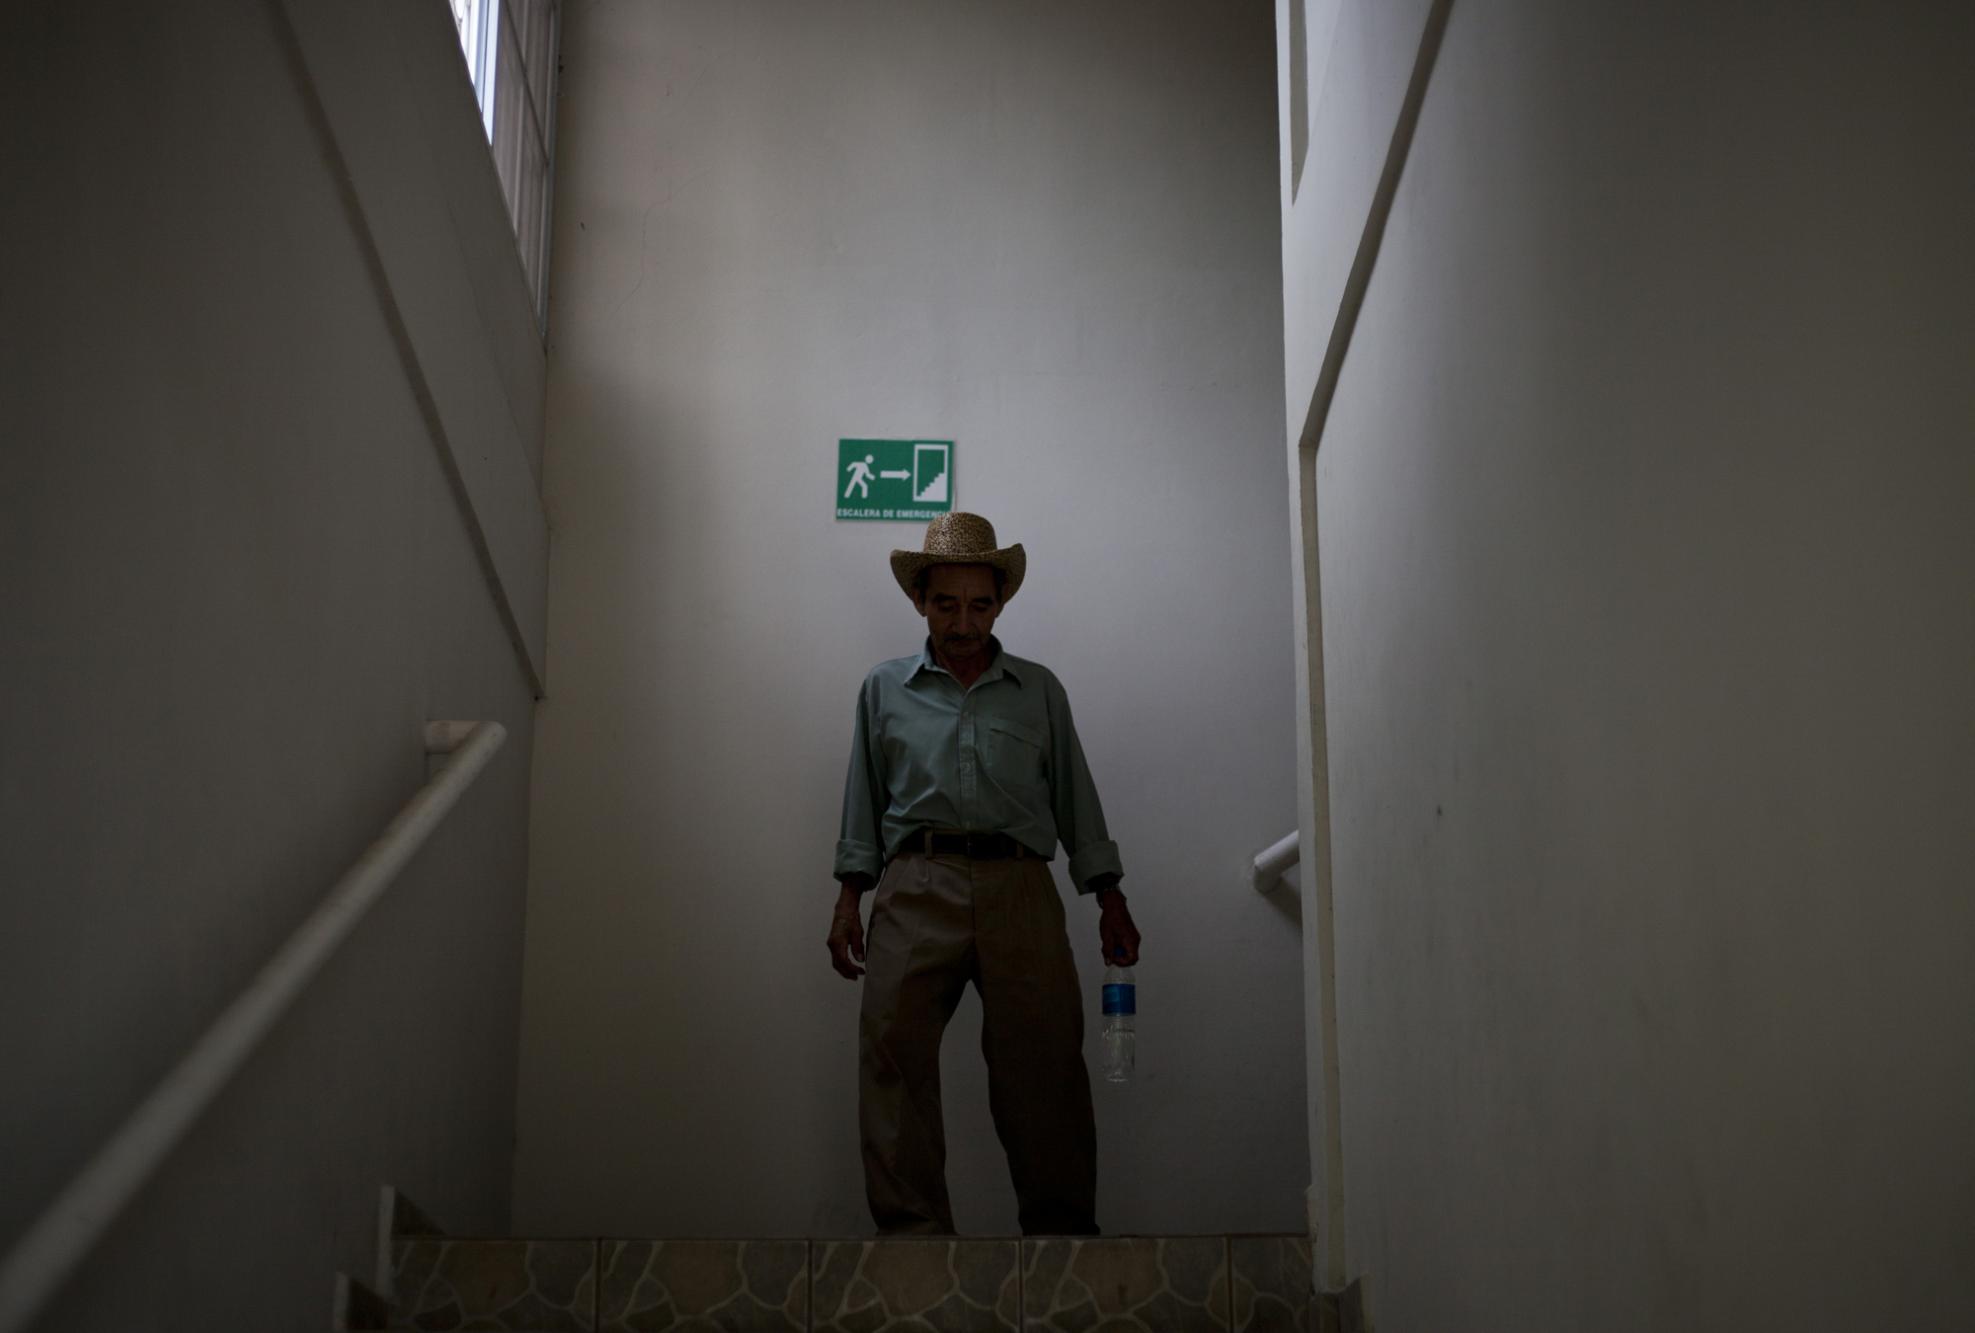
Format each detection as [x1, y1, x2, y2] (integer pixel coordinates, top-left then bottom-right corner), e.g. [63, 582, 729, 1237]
[1096, 888, 1141, 967]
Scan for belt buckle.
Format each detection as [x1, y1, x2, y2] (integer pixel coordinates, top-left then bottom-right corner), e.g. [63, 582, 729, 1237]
[964, 832, 990, 859]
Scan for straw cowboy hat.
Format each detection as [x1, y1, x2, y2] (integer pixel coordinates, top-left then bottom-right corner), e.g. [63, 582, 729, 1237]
[890, 512, 1027, 602]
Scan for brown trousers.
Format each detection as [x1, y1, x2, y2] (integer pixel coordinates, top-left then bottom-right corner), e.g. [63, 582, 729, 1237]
[858, 850, 1098, 1235]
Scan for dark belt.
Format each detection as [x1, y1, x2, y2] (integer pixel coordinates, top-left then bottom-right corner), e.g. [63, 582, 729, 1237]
[902, 830, 1031, 860]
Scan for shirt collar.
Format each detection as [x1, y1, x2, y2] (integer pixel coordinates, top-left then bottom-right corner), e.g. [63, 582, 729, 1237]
[912, 636, 1023, 687]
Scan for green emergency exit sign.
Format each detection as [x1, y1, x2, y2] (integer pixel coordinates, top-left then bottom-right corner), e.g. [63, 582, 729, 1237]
[837, 439, 955, 521]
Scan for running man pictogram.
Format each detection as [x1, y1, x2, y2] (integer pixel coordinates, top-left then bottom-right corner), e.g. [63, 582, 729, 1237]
[844, 454, 876, 499]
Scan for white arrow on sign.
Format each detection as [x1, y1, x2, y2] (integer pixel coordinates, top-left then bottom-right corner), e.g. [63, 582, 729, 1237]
[878, 470, 910, 481]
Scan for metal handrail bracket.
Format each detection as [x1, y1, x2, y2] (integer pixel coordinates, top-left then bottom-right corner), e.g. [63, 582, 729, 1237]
[0, 721, 507, 1333]
[1249, 830, 1301, 893]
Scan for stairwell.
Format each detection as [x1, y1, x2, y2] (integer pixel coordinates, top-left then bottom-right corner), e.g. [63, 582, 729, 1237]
[335, 1190, 1336, 1333]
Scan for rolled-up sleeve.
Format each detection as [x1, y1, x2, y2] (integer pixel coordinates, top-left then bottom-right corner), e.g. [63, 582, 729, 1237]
[1044, 675, 1123, 893]
[834, 676, 888, 883]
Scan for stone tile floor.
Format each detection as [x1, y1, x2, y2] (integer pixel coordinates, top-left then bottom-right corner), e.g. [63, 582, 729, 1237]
[390, 1237, 595, 1330]
[599, 1239, 807, 1332]
[1229, 1237, 1317, 1333]
[1026, 1237, 1229, 1333]
[814, 1238, 1020, 1333]
[382, 1235, 1313, 1332]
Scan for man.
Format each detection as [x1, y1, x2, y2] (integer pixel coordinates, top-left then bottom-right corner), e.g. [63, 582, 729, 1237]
[827, 511, 1142, 1237]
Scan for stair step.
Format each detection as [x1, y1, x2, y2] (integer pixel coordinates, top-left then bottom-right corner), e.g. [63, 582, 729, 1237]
[373, 1234, 1318, 1332]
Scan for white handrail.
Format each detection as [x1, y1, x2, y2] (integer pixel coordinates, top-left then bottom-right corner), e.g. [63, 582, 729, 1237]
[0, 720, 507, 1333]
[1248, 830, 1301, 893]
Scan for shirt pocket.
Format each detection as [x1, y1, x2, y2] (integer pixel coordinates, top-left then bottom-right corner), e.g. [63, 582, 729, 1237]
[985, 715, 1049, 790]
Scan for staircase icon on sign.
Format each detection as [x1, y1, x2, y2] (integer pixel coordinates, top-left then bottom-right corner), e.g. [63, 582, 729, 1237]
[912, 443, 950, 504]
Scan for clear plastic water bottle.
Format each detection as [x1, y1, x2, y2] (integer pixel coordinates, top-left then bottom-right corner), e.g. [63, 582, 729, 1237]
[1101, 963, 1136, 1083]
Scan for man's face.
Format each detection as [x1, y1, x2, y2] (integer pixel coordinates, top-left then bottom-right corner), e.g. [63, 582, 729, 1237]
[914, 564, 1002, 663]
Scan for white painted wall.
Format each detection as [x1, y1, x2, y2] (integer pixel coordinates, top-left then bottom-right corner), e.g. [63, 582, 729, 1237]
[519, 0, 1301, 1237]
[1281, 0, 1975, 1327]
[0, 3, 546, 1328]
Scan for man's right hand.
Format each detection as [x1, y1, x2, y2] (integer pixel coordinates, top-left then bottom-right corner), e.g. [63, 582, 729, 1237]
[827, 879, 871, 979]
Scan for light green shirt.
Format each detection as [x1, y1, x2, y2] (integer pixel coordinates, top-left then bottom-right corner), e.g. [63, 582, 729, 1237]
[835, 638, 1124, 894]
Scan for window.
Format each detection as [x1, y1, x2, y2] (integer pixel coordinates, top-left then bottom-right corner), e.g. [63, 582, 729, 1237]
[451, 0, 560, 328]
[448, 0, 497, 140]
